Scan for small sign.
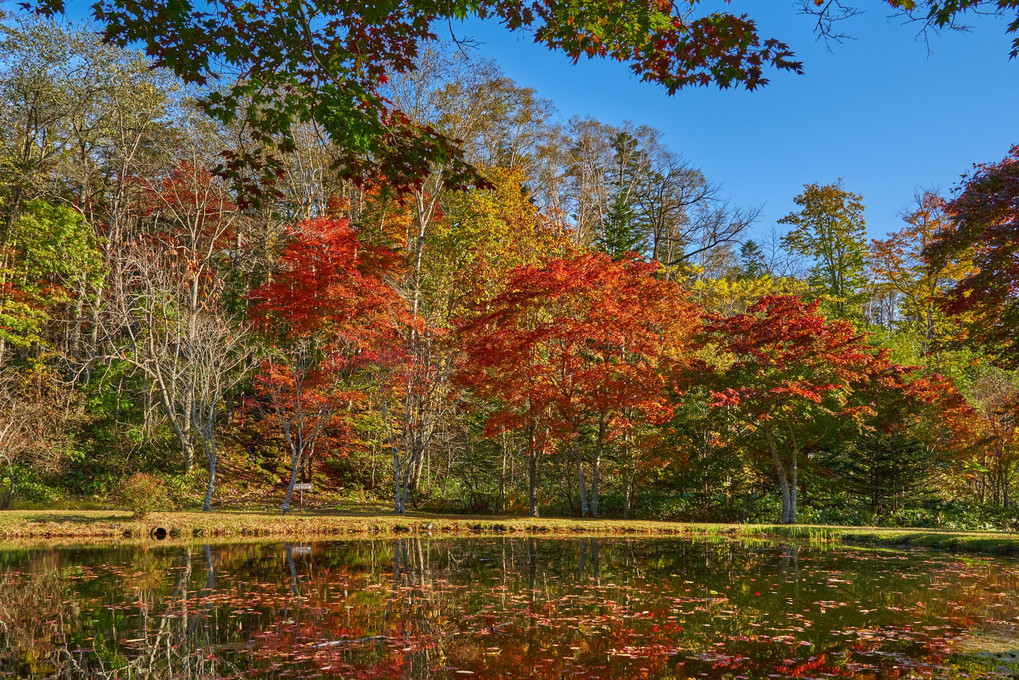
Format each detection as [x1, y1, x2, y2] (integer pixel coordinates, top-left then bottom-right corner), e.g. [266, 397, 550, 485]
[294, 483, 313, 491]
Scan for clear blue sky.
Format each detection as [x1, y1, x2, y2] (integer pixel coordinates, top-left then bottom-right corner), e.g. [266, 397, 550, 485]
[452, 6, 1018, 240]
[48, 3, 1018, 240]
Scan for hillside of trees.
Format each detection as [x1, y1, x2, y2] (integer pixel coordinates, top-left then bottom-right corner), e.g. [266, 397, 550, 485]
[1, 15, 1018, 527]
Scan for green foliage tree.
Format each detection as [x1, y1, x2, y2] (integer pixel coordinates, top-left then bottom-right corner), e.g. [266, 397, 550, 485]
[0, 199, 101, 354]
[779, 181, 869, 319]
[738, 240, 769, 279]
[822, 433, 938, 515]
[595, 132, 649, 259]
[596, 191, 645, 259]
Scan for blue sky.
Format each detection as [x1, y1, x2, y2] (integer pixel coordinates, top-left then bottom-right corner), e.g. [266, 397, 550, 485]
[452, 6, 1018, 241]
[46, 2, 1018, 241]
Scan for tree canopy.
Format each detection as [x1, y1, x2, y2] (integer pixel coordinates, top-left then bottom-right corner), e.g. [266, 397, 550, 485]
[23, 0, 1019, 196]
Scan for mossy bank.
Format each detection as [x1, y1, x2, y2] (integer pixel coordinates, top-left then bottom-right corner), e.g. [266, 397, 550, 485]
[4, 509, 1019, 557]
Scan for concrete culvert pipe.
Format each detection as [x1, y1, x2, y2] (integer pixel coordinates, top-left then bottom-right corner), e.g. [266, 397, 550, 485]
[150, 527, 168, 540]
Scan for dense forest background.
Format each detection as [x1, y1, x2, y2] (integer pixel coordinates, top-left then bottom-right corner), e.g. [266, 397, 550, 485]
[1, 15, 1017, 527]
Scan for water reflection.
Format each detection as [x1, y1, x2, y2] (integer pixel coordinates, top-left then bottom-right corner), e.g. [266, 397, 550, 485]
[1, 538, 1018, 678]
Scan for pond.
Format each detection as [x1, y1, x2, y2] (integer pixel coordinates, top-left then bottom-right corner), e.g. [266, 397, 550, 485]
[2, 537, 1019, 678]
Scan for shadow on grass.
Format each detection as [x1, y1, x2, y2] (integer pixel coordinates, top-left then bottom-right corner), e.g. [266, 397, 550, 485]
[19, 513, 125, 525]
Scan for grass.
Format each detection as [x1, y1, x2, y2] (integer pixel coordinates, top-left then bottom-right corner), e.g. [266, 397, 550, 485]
[0, 508, 771, 541]
[834, 527, 1019, 556]
[3, 507, 1019, 556]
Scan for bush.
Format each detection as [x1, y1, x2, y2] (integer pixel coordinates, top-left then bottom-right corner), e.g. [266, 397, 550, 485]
[5, 465, 63, 507]
[116, 472, 174, 517]
[166, 467, 207, 510]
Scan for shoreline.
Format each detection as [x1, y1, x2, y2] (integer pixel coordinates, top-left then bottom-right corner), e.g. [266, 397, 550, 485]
[2, 509, 1019, 555]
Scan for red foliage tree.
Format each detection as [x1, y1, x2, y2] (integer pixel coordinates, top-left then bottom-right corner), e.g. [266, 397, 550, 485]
[456, 252, 699, 518]
[706, 295, 957, 524]
[249, 217, 399, 511]
[925, 145, 1019, 364]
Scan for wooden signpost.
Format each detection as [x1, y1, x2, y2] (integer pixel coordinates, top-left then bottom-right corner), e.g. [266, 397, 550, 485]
[294, 483, 313, 509]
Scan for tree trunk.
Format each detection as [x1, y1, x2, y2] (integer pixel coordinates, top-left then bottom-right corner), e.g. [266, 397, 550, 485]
[169, 417, 195, 473]
[202, 438, 216, 512]
[400, 456, 416, 514]
[183, 392, 195, 472]
[767, 429, 796, 524]
[623, 469, 632, 520]
[574, 435, 589, 517]
[500, 430, 508, 513]
[789, 447, 798, 524]
[282, 460, 300, 512]
[411, 447, 426, 493]
[1, 457, 13, 510]
[393, 455, 402, 514]
[528, 435, 540, 518]
[591, 416, 606, 518]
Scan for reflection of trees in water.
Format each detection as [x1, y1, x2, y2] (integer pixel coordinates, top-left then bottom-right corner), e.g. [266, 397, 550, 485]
[0, 545, 236, 679]
[118, 544, 236, 679]
[2, 540, 1019, 678]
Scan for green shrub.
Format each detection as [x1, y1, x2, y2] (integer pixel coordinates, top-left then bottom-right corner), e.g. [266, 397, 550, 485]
[116, 472, 174, 517]
[166, 468, 207, 510]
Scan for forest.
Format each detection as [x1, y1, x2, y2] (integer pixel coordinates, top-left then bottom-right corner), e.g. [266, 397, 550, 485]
[1, 5, 1018, 528]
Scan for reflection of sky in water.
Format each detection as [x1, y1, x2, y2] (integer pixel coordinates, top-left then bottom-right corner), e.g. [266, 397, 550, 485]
[2, 538, 1019, 678]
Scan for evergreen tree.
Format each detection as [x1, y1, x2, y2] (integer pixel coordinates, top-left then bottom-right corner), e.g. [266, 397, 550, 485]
[596, 132, 649, 259]
[738, 240, 769, 279]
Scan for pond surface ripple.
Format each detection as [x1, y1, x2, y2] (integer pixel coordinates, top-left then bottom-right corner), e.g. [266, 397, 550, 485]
[3, 537, 1019, 678]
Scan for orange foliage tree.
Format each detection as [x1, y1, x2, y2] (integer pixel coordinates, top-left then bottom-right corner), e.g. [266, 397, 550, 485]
[870, 190, 972, 354]
[925, 146, 1019, 364]
[249, 216, 399, 511]
[707, 295, 958, 524]
[456, 252, 698, 517]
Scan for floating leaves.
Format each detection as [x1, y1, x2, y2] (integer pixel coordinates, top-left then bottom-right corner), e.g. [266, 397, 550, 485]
[2, 538, 1019, 678]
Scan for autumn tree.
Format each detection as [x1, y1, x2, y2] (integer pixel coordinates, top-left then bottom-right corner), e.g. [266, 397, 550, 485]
[870, 190, 972, 354]
[110, 162, 240, 472]
[401, 168, 567, 512]
[0, 19, 191, 387]
[250, 216, 398, 511]
[925, 146, 1019, 364]
[0, 199, 101, 357]
[457, 252, 698, 517]
[780, 181, 869, 319]
[0, 365, 83, 508]
[965, 369, 1019, 508]
[707, 295, 923, 524]
[188, 310, 249, 511]
[113, 242, 248, 510]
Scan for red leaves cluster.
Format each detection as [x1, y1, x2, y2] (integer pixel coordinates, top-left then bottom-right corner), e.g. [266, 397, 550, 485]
[707, 294, 969, 444]
[706, 296, 877, 424]
[925, 145, 1019, 362]
[456, 252, 698, 443]
[249, 217, 400, 345]
[248, 218, 402, 476]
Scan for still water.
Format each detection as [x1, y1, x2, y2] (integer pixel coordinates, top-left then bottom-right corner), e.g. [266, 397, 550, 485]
[2, 537, 1019, 678]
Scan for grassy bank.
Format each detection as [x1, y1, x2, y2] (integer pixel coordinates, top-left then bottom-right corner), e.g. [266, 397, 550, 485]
[3, 509, 1019, 556]
[0, 508, 801, 541]
[833, 528, 1019, 556]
